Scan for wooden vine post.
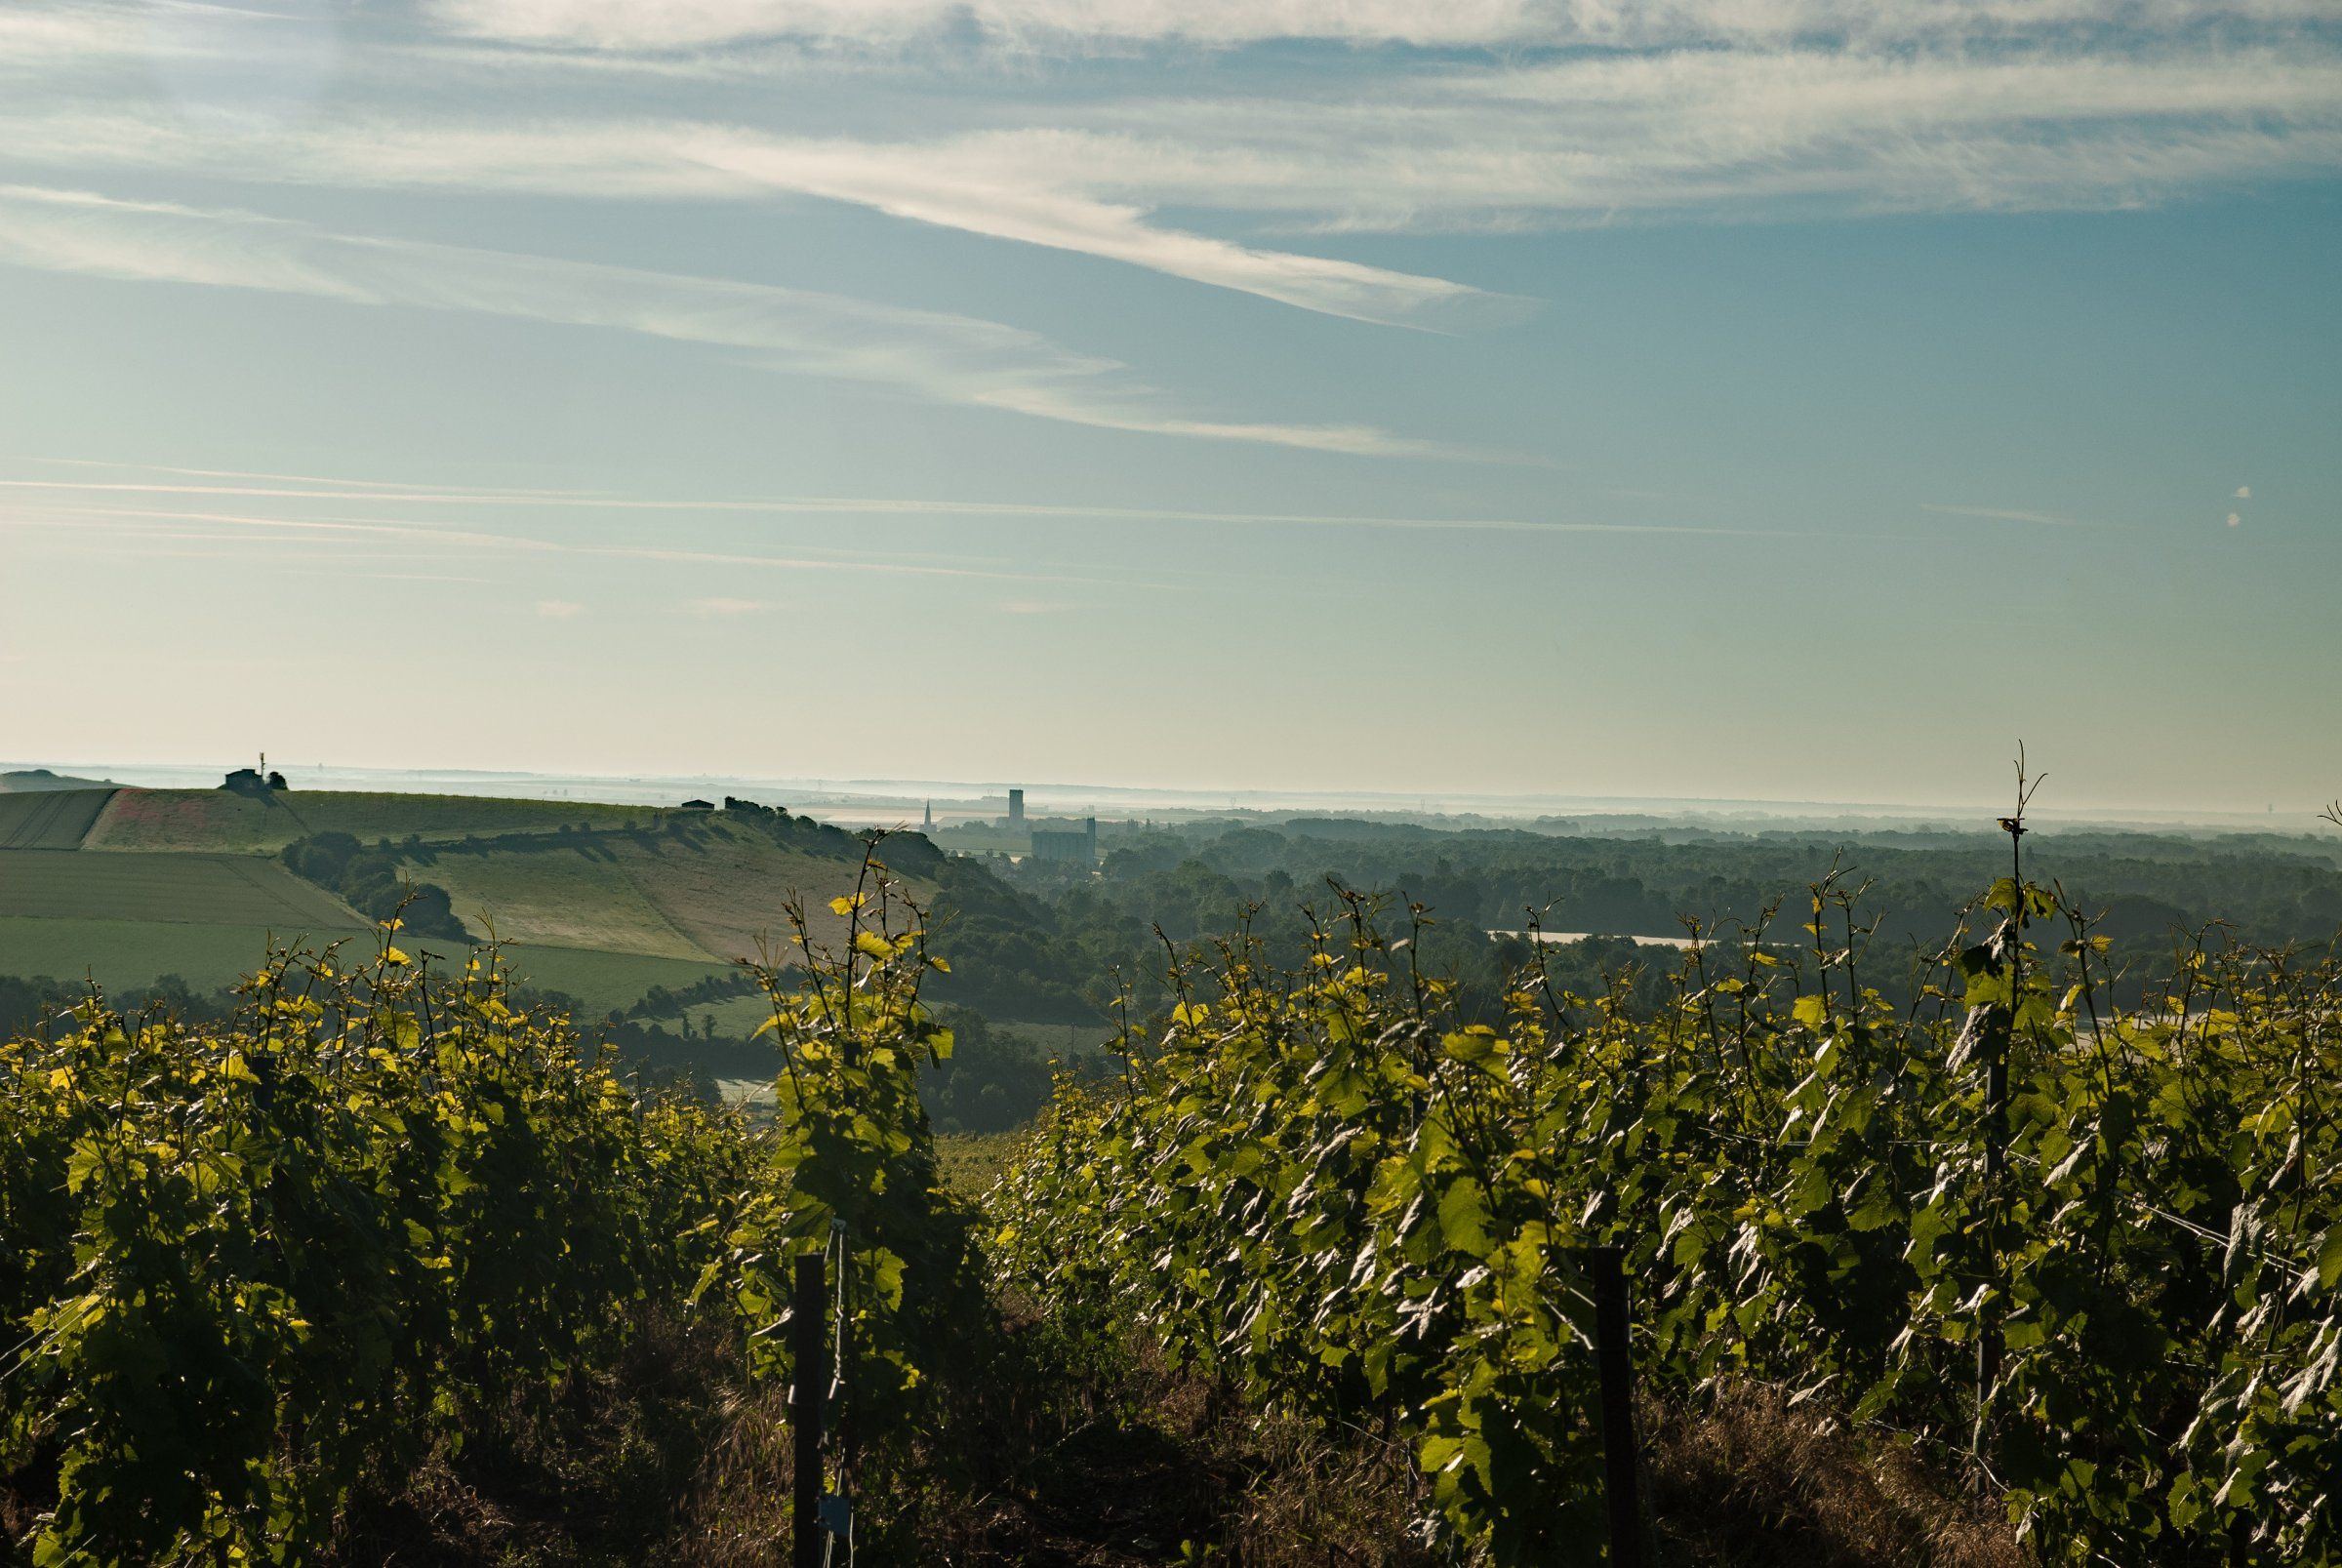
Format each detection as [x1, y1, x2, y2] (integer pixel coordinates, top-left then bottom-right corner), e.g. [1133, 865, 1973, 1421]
[1589, 1244, 1645, 1567]
[791, 1250, 827, 1568]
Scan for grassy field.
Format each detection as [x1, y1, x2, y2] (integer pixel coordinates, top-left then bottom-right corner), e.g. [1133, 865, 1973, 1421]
[0, 790, 116, 850]
[492, 945, 739, 1019]
[409, 820, 913, 964]
[0, 850, 360, 927]
[423, 842, 710, 959]
[84, 788, 666, 855]
[935, 1130, 1027, 1198]
[0, 912, 737, 1020]
[6, 791, 916, 1026]
[607, 823, 883, 960]
[0, 915, 372, 991]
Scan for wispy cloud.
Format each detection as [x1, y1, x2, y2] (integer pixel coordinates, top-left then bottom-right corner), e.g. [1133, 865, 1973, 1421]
[683, 595, 765, 615]
[1921, 503, 2097, 528]
[1, 470, 1824, 537]
[679, 131, 1514, 327]
[0, 184, 1467, 457]
[0, 501, 1187, 584]
[8, 33, 2334, 317]
[0, 112, 1505, 327]
[419, 0, 2339, 52]
[2, 452, 606, 497]
[2234, 484, 2252, 498]
[535, 598, 586, 617]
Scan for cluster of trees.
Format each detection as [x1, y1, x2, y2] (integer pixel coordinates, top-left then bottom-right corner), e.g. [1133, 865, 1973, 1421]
[279, 830, 469, 940]
[621, 971, 759, 1020]
[1098, 819, 2342, 952]
[0, 973, 235, 1041]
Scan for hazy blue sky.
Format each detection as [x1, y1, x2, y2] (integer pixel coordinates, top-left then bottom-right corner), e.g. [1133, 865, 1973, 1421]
[2, 0, 2337, 812]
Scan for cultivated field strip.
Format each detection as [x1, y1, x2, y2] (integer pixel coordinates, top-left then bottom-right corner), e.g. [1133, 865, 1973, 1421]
[0, 788, 115, 849]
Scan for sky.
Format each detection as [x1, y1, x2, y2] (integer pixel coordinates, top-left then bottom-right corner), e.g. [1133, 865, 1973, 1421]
[1, 0, 2337, 815]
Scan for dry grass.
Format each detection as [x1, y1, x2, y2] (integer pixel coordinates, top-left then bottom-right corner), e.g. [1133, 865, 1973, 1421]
[896, 1296, 1434, 1567]
[319, 1305, 2021, 1567]
[1646, 1383, 2024, 1568]
[663, 1382, 796, 1567]
[330, 1309, 785, 1567]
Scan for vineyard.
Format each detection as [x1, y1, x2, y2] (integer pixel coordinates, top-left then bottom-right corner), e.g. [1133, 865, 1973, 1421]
[0, 851, 980, 1566]
[998, 843, 2342, 1563]
[3, 831, 2340, 1563]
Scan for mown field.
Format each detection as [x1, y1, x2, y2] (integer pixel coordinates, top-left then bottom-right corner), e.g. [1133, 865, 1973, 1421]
[421, 841, 710, 958]
[415, 821, 893, 963]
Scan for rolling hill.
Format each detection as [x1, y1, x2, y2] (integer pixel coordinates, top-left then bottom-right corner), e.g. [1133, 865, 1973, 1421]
[82, 787, 654, 855]
[0, 787, 933, 1029]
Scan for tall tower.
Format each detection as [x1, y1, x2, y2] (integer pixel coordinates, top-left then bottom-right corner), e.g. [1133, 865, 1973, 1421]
[1008, 788, 1025, 828]
[923, 799, 934, 831]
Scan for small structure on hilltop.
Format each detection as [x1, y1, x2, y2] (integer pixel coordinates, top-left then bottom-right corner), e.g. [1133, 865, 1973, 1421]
[222, 751, 289, 794]
[680, 798, 715, 811]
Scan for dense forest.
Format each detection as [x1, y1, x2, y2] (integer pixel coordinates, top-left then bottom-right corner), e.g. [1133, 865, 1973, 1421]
[931, 816, 2342, 1022]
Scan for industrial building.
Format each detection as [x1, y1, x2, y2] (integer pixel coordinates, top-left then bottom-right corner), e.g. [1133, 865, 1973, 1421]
[1029, 817, 1098, 865]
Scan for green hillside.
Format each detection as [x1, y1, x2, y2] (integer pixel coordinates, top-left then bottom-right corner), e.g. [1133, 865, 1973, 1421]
[0, 789, 917, 1031]
[0, 916, 370, 992]
[486, 945, 738, 1019]
[0, 849, 360, 927]
[0, 914, 733, 1021]
[83, 787, 660, 855]
[421, 840, 709, 958]
[397, 818, 925, 963]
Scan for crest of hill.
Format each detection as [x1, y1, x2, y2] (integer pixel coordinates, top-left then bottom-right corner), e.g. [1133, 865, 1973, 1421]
[83, 787, 654, 855]
[0, 769, 118, 793]
[75, 787, 948, 965]
[3, 786, 964, 1023]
